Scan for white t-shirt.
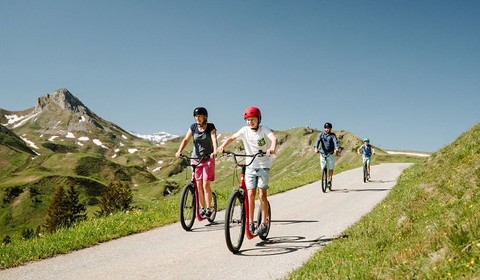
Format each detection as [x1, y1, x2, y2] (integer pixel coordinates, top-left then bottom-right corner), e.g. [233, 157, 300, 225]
[233, 125, 274, 169]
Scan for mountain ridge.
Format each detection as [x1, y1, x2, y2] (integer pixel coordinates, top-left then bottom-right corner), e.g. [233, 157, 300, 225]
[0, 88, 184, 237]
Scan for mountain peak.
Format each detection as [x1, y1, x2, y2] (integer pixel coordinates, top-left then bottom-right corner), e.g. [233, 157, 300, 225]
[35, 88, 86, 113]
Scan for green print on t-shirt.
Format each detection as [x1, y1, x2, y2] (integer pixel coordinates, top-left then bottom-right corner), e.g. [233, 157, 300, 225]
[257, 138, 266, 146]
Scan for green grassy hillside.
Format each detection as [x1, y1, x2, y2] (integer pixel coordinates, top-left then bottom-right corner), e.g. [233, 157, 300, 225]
[0, 125, 428, 269]
[1, 124, 426, 238]
[289, 123, 480, 279]
[0, 125, 37, 156]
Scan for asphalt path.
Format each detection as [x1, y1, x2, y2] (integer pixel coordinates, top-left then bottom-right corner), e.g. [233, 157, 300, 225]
[0, 163, 411, 280]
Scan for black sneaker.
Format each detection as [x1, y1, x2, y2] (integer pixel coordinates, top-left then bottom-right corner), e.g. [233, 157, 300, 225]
[328, 181, 332, 190]
[205, 208, 212, 218]
[200, 208, 206, 217]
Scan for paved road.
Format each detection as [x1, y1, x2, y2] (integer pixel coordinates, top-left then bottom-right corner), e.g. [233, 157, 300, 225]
[0, 163, 411, 280]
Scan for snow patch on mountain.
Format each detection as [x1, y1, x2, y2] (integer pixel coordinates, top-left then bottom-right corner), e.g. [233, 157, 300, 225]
[132, 131, 178, 144]
[3, 112, 40, 128]
[93, 139, 108, 149]
[20, 136, 39, 150]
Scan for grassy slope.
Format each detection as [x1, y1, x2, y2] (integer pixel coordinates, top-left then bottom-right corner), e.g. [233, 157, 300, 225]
[0, 125, 37, 156]
[0, 110, 181, 237]
[289, 123, 480, 279]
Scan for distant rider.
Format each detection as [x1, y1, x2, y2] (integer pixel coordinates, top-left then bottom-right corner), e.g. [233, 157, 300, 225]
[357, 138, 375, 179]
[314, 122, 339, 189]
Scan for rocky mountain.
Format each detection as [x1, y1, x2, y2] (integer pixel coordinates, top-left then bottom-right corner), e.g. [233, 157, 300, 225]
[0, 89, 183, 237]
[1, 89, 137, 155]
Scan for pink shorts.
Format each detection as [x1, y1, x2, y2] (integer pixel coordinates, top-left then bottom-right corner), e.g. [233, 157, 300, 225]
[193, 157, 215, 181]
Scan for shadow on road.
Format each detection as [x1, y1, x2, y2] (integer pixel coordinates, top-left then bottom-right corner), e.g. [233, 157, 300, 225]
[236, 235, 341, 257]
[190, 221, 225, 233]
[368, 179, 396, 183]
[190, 219, 318, 232]
[331, 188, 391, 193]
[271, 219, 318, 226]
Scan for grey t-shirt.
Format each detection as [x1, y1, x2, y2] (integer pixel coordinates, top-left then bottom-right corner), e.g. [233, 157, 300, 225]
[190, 123, 216, 158]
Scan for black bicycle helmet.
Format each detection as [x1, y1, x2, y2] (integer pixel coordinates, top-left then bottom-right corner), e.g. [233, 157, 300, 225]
[324, 122, 332, 129]
[193, 107, 208, 117]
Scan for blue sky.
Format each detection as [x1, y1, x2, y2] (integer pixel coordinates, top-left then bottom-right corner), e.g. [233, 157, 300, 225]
[1, 0, 478, 152]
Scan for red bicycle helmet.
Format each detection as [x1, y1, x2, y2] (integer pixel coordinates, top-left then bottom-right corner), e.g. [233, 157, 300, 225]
[243, 106, 262, 123]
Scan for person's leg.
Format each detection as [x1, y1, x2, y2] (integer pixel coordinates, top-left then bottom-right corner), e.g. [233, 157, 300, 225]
[320, 156, 326, 171]
[203, 158, 215, 213]
[196, 179, 206, 209]
[327, 154, 335, 182]
[248, 189, 256, 224]
[195, 164, 206, 215]
[204, 180, 212, 208]
[258, 188, 268, 224]
[245, 168, 258, 232]
[367, 157, 371, 177]
[195, 180, 207, 217]
[257, 168, 270, 227]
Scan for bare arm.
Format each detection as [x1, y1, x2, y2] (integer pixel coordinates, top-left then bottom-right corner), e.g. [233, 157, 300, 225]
[267, 132, 277, 155]
[217, 135, 236, 153]
[175, 129, 193, 157]
[211, 129, 218, 157]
